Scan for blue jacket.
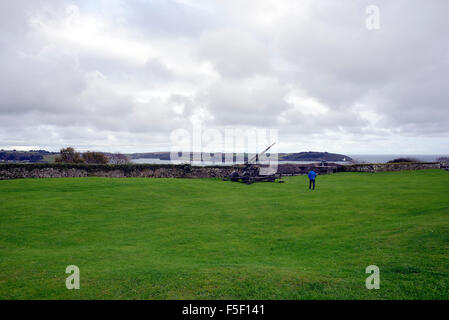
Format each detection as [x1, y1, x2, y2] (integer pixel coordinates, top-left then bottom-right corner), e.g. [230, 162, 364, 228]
[308, 170, 317, 180]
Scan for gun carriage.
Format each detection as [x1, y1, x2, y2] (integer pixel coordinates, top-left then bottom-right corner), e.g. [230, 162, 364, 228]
[226, 143, 283, 184]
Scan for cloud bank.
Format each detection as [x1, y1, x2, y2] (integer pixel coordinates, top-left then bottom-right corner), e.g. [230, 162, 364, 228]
[0, 0, 448, 153]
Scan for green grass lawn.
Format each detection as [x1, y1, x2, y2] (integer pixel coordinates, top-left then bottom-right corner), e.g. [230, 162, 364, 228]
[0, 170, 448, 299]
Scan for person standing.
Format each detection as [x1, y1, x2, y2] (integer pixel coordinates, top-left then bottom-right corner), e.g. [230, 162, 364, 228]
[308, 169, 317, 190]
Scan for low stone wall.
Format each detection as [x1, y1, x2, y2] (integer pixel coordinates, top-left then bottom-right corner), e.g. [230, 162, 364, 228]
[342, 162, 441, 173]
[277, 163, 339, 175]
[0, 163, 243, 180]
[0, 162, 443, 180]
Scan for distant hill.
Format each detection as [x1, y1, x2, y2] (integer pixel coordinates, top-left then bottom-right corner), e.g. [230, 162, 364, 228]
[128, 151, 352, 162]
[0, 149, 351, 164]
[128, 152, 172, 160]
[279, 151, 352, 162]
[0, 150, 57, 163]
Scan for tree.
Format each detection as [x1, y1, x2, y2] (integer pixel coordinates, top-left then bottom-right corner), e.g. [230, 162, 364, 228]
[55, 147, 85, 163]
[108, 153, 130, 165]
[82, 151, 108, 164]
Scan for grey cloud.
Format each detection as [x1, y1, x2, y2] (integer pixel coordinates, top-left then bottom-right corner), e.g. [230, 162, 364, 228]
[199, 77, 289, 126]
[0, 0, 448, 153]
[198, 29, 273, 79]
[276, 0, 449, 136]
[77, 55, 174, 84]
[0, 48, 86, 115]
[120, 0, 224, 38]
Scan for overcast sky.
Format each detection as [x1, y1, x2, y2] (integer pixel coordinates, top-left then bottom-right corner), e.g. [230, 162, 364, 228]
[0, 0, 448, 154]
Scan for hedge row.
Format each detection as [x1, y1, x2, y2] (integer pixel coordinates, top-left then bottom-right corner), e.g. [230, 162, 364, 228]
[0, 163, 235, 173]
[344, 162, 438, 167]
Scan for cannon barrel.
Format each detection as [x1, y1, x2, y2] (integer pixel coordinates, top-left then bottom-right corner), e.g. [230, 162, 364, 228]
[226, 142, 280, 184]
[246, 142, 276, 164]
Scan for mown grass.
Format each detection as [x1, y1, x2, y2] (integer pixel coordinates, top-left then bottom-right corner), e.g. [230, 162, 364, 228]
[0, 170, 448, 299]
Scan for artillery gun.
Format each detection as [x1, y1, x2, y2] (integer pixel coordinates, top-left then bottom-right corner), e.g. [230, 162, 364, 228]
[226, 143, 283, 184]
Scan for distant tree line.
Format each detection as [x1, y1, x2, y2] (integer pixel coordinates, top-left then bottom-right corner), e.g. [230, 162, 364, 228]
[388, 157, 449, 164]
[55, 147, 129, 164]
[0, 151, 44, 162]
[387, 157, 420, 163]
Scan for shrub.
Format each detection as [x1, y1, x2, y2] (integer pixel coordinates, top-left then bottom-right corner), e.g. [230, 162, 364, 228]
[387, 157, 420, 163]
[82, 151, 108, 164]
[55, 147, 84, 163]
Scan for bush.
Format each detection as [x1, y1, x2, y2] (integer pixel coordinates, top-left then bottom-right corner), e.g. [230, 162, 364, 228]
[55, 147, 84, 163]
[387, 158, 420, 163]
[82, 151, 108, 164]
[55, 148, 109, 164]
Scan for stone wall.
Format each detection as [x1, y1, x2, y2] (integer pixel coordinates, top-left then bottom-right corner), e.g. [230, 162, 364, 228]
[0, 162, 442, 180]
[277, 163, 339, 175]
[342, 162, 441, 173]
[0, 163, 243, 180]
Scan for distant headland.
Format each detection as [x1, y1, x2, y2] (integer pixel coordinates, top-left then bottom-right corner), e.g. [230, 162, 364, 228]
[1, 149, 352, 163]
[278, 152, 352, 162]
[128, 151, 352, 162]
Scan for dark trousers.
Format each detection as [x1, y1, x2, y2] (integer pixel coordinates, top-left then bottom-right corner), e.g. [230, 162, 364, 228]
[309, 179, 315, 190]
